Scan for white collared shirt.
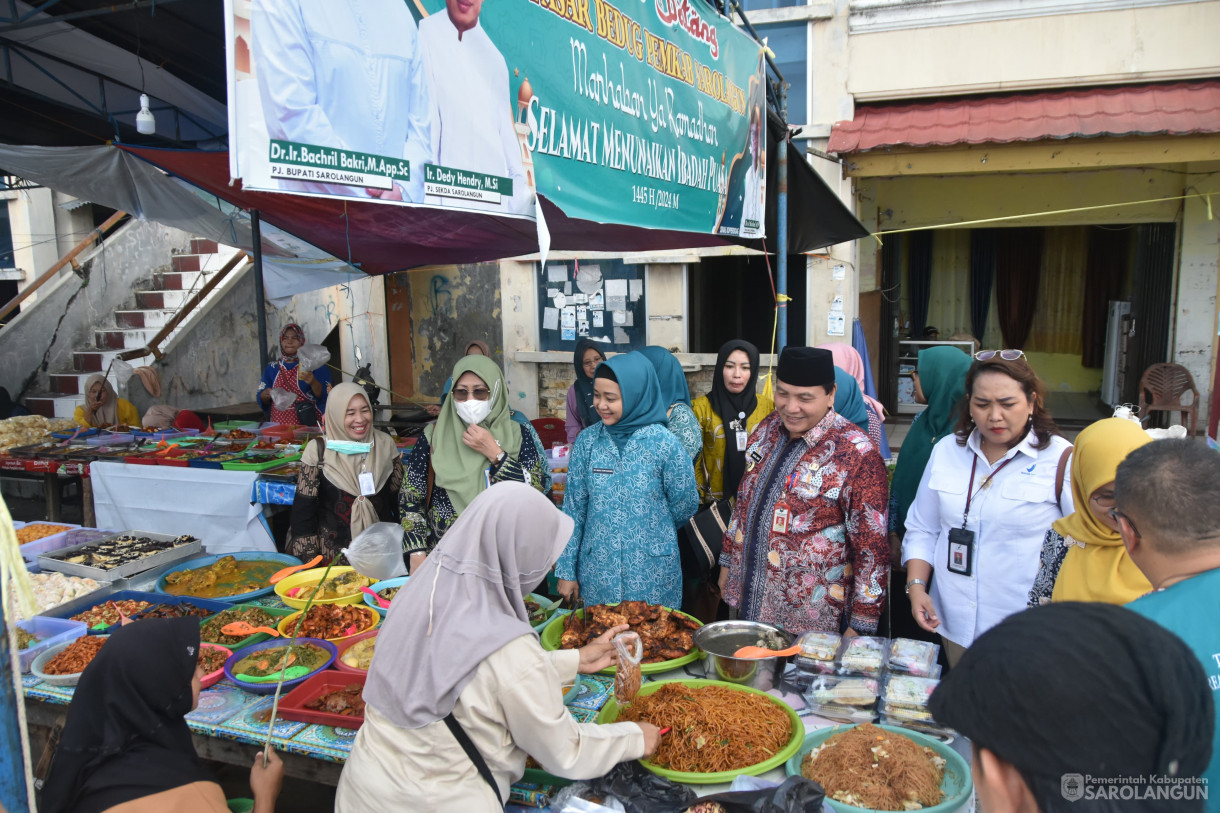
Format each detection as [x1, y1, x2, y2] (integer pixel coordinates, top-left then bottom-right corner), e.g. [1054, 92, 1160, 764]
[902, 429, 1074, 647]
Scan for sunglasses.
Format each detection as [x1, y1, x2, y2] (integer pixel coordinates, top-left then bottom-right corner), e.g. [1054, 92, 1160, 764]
[974, 349, 1026, 362]
[1109, 508, 1140, 540]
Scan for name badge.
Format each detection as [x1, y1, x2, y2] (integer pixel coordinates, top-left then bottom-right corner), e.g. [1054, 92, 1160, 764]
[592, 467, 615, 475]
[771, 502, 791, 534]
[947, 527, 975, 576]
[735, 430, 749, 452]
[358, 471, 377, 496]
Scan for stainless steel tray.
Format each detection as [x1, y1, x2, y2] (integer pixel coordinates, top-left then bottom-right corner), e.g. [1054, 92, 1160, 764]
[37, 531, 202, 581]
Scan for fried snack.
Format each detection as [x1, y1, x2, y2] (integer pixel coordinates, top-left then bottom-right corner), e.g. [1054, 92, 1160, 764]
[304, 684, 366, 717]
[16, 524, 71, 544]
[197, 646, 229, 674]
[43, 636, 106, 675]
[559, 602, 698, 663]
[292, 605, 376, 639]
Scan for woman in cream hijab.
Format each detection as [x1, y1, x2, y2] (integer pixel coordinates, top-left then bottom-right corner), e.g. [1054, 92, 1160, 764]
[1027, 417, 1154, 606]
[288, 383, 402, 562]
[73, 374, 140, 429]
[337, 482, 659, 811]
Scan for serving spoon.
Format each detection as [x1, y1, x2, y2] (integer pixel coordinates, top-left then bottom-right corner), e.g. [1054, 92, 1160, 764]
[221, 621, 282, 638]
[731, 643, 803, 659]
[360, 587, 391, 608]
[269, 555, 323, 584]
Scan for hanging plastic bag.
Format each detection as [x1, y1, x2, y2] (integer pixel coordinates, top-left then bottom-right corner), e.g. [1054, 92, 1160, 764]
[269, 387, 297, 412]
[111, 359, 136, 390]
[613, 632, 643, 706]
[342, 522, 408, 581]
[297, 343, 331, 374]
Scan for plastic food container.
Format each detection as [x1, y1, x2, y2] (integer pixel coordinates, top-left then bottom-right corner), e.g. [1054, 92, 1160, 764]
[224, 638, 337, 695]
[199, 644, 233, 689]
[275, 566, 369, 610]
[199, 604, 296, 651]
[795, 630, 841, 675]
[805, 675, 881, 724]
[888, 638, 941, 677]
[364, 577, 408, 617]
[86, 432, 134, 446]
[259, 424, 301, 441]
[277, 606, 380, 643]
[883, 674, 940, 709]
[31, 635, 109, 686]
[837, 636, 889, 677]
[45, 589, 171, 634]
[16, 617, 88, 673]
[155, 552, 303, 603]
[334, 629, 379, 674]
[133, 428, 200, 441]
[278, 671, 369, 729]
[18, 524, 91, 562]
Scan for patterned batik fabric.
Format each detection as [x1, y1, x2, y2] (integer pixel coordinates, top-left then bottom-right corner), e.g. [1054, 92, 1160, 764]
[665, 402, 704, 463]
[555, 423, 699, 607]
[288, 457, 404, 562]
[721, 411, 890, 635]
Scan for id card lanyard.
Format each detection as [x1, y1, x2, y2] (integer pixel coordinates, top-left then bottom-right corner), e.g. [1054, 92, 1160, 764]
[948, 455, 1014, 577]
[358, 453, 377, 496]
[772, 470, 798, 534]
[960, 456, 1015, 528]
[730, 411, 748, 452]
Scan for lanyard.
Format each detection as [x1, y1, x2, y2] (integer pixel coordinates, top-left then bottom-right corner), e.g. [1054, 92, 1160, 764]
[962, 455, 1015, 527]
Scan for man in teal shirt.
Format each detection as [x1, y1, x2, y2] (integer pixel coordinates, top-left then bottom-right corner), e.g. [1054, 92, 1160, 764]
[1118, 438, 1220, 811]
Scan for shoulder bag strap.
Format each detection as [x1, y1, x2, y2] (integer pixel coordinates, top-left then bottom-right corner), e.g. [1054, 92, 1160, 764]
[1055, 445, 1074, 513]
[443, 712, 502, 805]
[314, 437, 326, 470]
[426, 458, 435, 512]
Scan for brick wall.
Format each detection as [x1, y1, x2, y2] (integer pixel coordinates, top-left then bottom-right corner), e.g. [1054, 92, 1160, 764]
[536, 362, 717, 419]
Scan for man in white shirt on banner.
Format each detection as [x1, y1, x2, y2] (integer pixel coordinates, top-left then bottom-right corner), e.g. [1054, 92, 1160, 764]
[418, 0, 533, 215]
[252, 0, 432, 202]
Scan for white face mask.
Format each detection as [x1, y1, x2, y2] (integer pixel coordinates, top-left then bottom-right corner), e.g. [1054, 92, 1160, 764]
[455, 398, 492, 425]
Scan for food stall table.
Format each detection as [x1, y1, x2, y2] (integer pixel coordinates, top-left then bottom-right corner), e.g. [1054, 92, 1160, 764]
[90, 461, 274, 553]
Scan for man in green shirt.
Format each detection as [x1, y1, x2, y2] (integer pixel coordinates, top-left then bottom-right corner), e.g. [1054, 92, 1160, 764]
[1118, 438, 1220, 812]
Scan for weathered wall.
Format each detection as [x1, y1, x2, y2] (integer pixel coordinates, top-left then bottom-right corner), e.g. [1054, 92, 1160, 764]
[537, 361, 716, 419]
[1174, 168, 1220, 423]
[407, 263, 504, 401]
[0, 219, 192, 399]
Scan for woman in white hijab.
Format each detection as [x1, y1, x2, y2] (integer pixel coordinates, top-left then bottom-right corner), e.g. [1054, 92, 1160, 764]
[337, 482, 660, 811]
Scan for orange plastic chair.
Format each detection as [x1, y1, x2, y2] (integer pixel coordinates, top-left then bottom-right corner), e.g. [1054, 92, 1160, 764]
[531, 417, 567, 448]
[1137, 363, 1199, 436]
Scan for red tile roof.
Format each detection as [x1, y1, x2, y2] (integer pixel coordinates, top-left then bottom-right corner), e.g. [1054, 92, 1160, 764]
[828, 81, 1220, 154]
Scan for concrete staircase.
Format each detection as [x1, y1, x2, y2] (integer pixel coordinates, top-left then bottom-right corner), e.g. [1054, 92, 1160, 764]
[25, 238, 243, 419]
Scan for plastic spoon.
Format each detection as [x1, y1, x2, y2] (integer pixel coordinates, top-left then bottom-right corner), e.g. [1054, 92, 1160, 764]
[269, 555, 323, 584]
[360, 587, 391, 608]
[221, 622, 282, 638]
[731, 643, 803, 659]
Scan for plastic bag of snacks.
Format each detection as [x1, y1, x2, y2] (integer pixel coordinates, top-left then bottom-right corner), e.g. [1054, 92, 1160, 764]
[805, 675, 879, 724]
[887, 638, 941, 677]
[837, 636, 888, 677]
[342, 522, 408, 581]
[613, 631, 643, 706]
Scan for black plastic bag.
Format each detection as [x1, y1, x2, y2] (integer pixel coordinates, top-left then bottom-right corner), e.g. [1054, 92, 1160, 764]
[679, 776, 826, 813]
[553, 762, 696, 813]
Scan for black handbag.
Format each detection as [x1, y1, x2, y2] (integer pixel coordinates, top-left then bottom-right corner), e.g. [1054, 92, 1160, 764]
[677, 499, 732, 578]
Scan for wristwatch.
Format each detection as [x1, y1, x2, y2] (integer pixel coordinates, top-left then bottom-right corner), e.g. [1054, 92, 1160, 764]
[905, 579, 929, 595]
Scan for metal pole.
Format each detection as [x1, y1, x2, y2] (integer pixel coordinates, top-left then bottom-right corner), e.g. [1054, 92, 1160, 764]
[250, 209, 270, 368]
[776, 84, 789, 350]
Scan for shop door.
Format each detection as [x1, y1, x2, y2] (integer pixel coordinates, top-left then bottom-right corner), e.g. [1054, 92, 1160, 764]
[1121, 223, 1177, 406]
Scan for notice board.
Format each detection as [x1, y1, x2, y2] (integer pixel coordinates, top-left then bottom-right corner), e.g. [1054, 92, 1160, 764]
[536, 260, 647, 353]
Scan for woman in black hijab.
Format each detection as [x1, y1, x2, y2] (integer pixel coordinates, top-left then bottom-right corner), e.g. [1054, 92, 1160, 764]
[691, 340, 771, 501]
[42, 618, 284, 813]
[564, 338, 606, 444]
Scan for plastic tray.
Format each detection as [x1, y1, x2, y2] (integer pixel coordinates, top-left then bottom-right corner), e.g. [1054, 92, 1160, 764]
[132, 428, 200, 441]
[274, 566, 369, 610]
[16, 521, 80, 548]
[785, 725, 972, 813]
[222, 452, 303, 472]
[86, 432, 134, 446]
[51, 427, 100, 439]
[276, 606, 380, 643]
[258, 462, 303, 483]
[224, 638, 337, 695]
[20, 527, 109, 564]
[155, 552, 302, 603]
[16, 617, 88, 672]
[38, 531, 201, 581]
[199, 604, 297, 652]
[31, 635, 109, 686]
[364, 577, 407, 617]
[539, 604, 702, 674]
[333, 629, 379, 674]
[131, 594, 233, 622]
[596, 679, 804, 784]
[44, 589, 176, 634]
[187, 450, 250, 469]
[259, 424, 301, 441]
[199, 644, 233, 689]
[277, 671, 368, 729]
[215, 420, 260, 431]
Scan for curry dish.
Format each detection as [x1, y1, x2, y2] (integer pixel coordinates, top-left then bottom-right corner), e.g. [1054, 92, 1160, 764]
[163, 556, 282, 599]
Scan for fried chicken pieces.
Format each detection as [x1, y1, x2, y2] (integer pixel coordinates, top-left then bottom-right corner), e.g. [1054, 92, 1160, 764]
[559, 601, 698, 663]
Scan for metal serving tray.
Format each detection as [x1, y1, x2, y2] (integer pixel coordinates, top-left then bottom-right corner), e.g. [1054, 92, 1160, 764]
[37, 531, 202, 581]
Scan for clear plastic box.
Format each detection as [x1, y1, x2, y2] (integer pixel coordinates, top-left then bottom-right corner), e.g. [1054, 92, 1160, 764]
[837, 635, 889, 677]
[20, 527, 111, 563]
[888, 638, 941, 676]
[807, 674, 881, 707]
[16, 617, 88, 672]
[795, 630, 840, 675]
[884, 674, 941, 708]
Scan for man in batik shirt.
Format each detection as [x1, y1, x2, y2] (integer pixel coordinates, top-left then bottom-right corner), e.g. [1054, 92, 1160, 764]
[718, 346, 889, 636]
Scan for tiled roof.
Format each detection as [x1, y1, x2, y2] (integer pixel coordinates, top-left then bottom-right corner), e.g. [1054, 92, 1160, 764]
[827, 81, 1220, 154]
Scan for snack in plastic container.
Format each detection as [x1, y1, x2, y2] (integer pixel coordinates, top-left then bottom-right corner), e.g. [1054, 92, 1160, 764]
[888, 638, 941, 676]
[884, 674, 940, 708]
[796, 631, 840, 668]
[837, 636, 887, 676]
[807, 675, 880, 707]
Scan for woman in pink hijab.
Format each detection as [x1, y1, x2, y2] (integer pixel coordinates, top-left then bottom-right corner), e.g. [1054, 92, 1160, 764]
[819, 342, 890, 458]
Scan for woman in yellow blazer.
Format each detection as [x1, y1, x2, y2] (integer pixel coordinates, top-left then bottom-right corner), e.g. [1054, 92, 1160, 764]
[691, 340, 773, 502]
[73, 374, 140, 429]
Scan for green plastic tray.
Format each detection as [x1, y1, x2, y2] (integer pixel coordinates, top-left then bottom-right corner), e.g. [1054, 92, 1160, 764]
[199, 604, 295, 652]
[538, 604, 702, 674]
[222, 452, 303, 472]
[596, 679, 804, 785]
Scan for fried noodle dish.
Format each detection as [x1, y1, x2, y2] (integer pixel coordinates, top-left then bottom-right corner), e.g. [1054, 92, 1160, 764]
[619, 684, 791, 773]
[800, 723, 946, 810]
[560, 602, 698, 663]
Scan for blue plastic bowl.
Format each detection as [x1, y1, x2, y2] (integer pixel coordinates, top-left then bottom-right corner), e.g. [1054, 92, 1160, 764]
[224, 637, 337, 695]
[364, 577, 408, 617]
[155, 552, 303, 603]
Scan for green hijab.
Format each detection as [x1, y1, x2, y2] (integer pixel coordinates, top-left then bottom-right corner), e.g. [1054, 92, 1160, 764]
[833, 367, 869, 432]
[595, 353, 669, 451]
[890, 346, 972, 534]
[637, 346, 691, 409]
[425, 355, 523, 513]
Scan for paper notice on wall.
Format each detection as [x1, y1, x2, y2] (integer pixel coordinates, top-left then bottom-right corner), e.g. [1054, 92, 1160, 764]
[629, 279, 643, 301]
[577, 320, 590, 335]
[561, 307, 576, 328]
[576, 264, 603, 295]
[592, 310, 604, 328]
[607, 296, 627, 312]
[547, 288, 560, 298]
[553, 293, 567, 309]
[614, 327, 630, 344]
[591, 290, 604, 309]
[832, 265, 846, 281]
[542, 307, 559, 331]
[827, 312, 846, 336]
[612, 310, 628, 326]
[564, 281, 572, 295]
[577, 305, 588, 321]
[624, 311, 634, 327]
[562, 327, 576, 341]
[605, 279, 628, 298]
[571, 293, 588, 305]
[548, 264, 568, 283]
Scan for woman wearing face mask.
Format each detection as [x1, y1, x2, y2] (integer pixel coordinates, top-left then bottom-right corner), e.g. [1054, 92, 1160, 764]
[73, 374, 140, 429]
[902, 351, 1073, 666]
[401, 356, 548, 572]
[691, 340, 772, 503]
[636, 345, 702, 462]
[429, 340, 531, 427]
[257, 324, 332, 424]
[288, 383, 403, 562]
[1027, 417, 1154, 606]
[565, 339, 607, 444]
[555, 353, 699, 607]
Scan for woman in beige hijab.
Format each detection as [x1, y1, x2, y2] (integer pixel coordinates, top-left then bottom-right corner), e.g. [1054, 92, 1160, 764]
[288, 383, 403, 562]
[73, 374, 140, 429]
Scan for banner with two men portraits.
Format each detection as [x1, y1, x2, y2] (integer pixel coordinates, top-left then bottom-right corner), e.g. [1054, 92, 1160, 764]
[226, 0, 766, 238]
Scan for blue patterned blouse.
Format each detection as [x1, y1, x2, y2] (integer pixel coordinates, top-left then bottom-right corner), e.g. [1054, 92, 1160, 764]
[555, 422, 699, 607]
[665, 402, 704, 464]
